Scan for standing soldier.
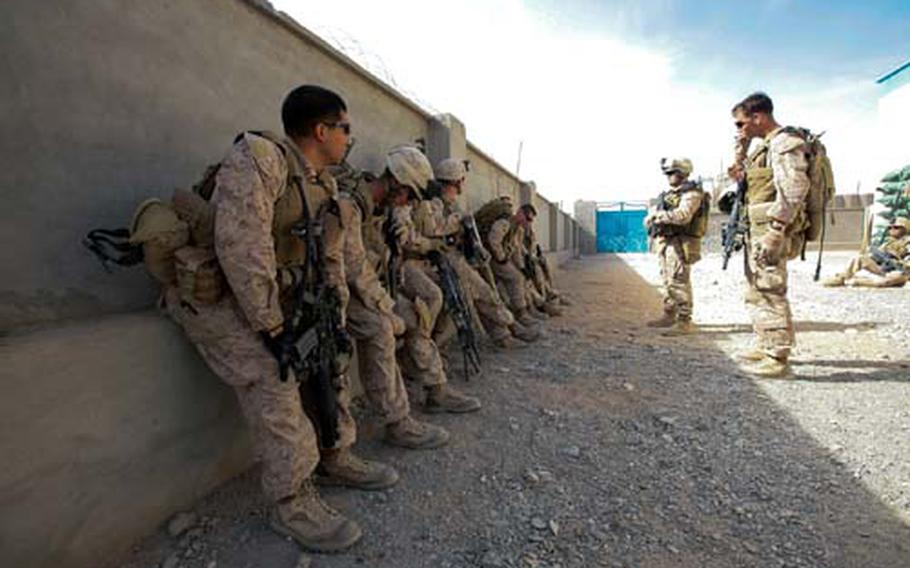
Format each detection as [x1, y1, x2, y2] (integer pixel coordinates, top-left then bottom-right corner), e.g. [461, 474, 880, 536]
[729, 92, 810, 378]
[357, 147, 482, 413]
[645, 157, 708, 335]
[164, 86, 382, 552]
[429, 158, 539, 348]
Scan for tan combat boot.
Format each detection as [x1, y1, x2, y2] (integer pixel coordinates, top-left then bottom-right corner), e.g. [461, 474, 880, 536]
[515, 310, 538, 327]
[270, 480, 362, 553]
[510, 322, 540, 343]
[542, 302, 563, 317]
[822, 274, 846, 287]
[529, 307, 550, 321]
[646, 312, 676, 328]
[385, 416, 450, 449]
[316, 448, 399, 491]
[743, 355, 791, 378]
[493, 334, 525, 350]
[662, 319, 696, 336]
[558, 296, 574, 307]
[735, 347, 765, 363]
[425, 384, 482, 414]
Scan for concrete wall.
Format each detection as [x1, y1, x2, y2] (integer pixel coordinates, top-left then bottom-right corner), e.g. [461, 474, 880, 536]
[0, 2, 581, 567]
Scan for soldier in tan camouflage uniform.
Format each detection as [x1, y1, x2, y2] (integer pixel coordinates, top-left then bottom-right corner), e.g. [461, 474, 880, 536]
[426, 158, 539, 348]
[822, 217, 910, 287]
[645, 157, 706, 335]
[485, 202, 543, 327]
[165, 86, 386, 551]
[728, 92, 810, 378]
[521, 223, 571, 308]
[353, 147, 481, 413]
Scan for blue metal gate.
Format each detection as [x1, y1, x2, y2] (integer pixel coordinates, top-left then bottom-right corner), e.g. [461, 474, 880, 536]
[596, 204, 648, 253]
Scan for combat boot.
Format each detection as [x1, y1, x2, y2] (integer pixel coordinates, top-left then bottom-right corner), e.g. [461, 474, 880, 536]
[510, 322, 540, 343]
[515, 310, 538, 328]
[558, 296, 574, 307]
[662, 319, 696, 336]
[743, 355, 791, 378]
[822, 274, 846, 287]
[493, 334, 525, 350]
[542, 302, 563, 317]
[529, 307, 549, 321]
[385, 416, 450, 449]
[425, 384, 482, 414]
[270, 480, 362, 553]
[645, 312, 676, 328]
[316, 448, 399, 490]
[735, 347, 765, 363]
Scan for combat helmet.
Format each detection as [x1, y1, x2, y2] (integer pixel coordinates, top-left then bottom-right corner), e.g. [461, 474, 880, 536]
[386, 145, 433, 198]
[660, 157, 693, 176]
[435, 158, 467, 182]
[889, 216, 910, 232]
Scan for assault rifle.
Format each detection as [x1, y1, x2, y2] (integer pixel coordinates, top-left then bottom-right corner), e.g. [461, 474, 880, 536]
[284, 210, 353, 448]
[461, 216, 498, 290]
[428, 250, 481, 381]
[647, 192, 668, 239]
[535, 243, 551, 282]
[383, 207, 400, 298]
[869, 247, 909, 274]
[721, 177, 749, 270]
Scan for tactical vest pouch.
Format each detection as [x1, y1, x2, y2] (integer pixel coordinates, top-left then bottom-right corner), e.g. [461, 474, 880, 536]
[746, 166, 775, 204]
[748, 202, 805, 260]
[172, 189, 216, 248]
[129, 199, 190, 285]
[174, 246, 225, 305]
[681, 239, 702, 264]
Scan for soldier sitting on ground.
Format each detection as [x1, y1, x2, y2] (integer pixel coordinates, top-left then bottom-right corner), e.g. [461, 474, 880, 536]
[822, 216, 910, 288]
[426, 158, 540, 348]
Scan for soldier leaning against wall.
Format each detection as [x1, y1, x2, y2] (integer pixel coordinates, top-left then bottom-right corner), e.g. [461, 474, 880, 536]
[164, 85, 380, 552]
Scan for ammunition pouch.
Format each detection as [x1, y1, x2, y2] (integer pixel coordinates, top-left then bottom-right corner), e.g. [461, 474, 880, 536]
[174, 246, 226, 305]
[748, 202, 806, 261]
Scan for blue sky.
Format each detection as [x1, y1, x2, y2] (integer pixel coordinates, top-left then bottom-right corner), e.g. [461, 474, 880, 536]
[275, 0, 909, 206]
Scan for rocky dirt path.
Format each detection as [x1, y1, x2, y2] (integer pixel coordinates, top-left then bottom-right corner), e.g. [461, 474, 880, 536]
[117, 253, 910, 568]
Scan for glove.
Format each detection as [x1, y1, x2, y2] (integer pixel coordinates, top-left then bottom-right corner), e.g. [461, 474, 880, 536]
[261, 329, 296, 382]
[756, 225, 787, 267]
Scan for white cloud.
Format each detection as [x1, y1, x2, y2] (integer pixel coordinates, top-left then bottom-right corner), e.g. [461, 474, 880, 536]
[272, 0, 885, 210]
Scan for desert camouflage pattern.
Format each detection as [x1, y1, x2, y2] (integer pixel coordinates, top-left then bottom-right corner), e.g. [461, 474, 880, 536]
[652, 184, 704, 319]
[423, 196, 514, 341]
[740, 127, 811, 360]
[338, 193, 410, 425]
[165, 134, 356, 502]
[488, 217, 529, 313]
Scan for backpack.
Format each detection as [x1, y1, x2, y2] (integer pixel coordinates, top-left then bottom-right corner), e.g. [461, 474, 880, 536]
[780, 127, 835, 242]
[473, 196, 514, 241]
[83, 131, 289, 299]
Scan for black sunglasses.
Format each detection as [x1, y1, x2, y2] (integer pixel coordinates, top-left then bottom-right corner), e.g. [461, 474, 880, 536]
[324, 121, 351, 135]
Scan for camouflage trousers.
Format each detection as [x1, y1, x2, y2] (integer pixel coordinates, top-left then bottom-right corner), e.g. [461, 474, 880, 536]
[397, 260, 447, 387]
[164, 288, 356, 503]
[743, 238, 795, 360]
[657, 237, 694, 320]
[447, 252, 513, 341]
[346, 295, 410, 425]
[491, 259, 529, 313]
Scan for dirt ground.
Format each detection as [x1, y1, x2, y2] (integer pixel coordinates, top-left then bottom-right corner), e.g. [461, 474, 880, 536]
[116, 251, 910, 568]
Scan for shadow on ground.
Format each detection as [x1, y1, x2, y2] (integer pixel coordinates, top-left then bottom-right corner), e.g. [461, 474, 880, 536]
[117, 254, 910, 568]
